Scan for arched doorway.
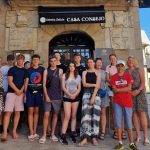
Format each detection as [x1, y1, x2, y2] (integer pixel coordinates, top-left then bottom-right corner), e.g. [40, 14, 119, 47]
[49, 31, 95, 66]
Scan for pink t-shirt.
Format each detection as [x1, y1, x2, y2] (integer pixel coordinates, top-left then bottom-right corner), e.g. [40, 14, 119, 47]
[106, 65, 117, 77]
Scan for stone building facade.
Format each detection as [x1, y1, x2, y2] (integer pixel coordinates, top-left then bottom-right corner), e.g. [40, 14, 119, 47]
[0, 0, 143, 68]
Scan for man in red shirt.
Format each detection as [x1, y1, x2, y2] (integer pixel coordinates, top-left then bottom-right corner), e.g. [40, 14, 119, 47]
[111, 60, 138, 150]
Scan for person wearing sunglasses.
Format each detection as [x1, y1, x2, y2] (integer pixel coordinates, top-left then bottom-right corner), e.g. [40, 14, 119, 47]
[110, 60, 138, 150]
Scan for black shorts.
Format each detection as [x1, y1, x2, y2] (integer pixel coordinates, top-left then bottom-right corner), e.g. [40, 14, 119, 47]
[63, 97, 80, 103]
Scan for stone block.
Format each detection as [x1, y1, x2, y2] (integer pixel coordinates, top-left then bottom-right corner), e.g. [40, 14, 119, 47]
[95, 40, 105, 49]
[16, 10, 28, 27]
[78, 24, 90, 32]
[92, 28, 105, 42]
[111, 37, 129, 49]
[52, 25, 66, 35]
[6, 10, 38, 28]
[105, 11, 114, 28]
[110, 28, 122, 38]
[28, 11, 38, 28]
[9, 27, 37, 51]
[85, 24, 100, 37]
[64, 24, 79, 31]
[6, 11, 17, 27]
[114, 49, 129, 61]
[105, 28, 112, 48]
[5, 28, 9, 52]
[38, 28, 53, 43]
[127, 28, 136, 50]
[113, 11, 130, 27]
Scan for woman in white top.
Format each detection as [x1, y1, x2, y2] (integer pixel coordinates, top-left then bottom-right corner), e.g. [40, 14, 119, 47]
[60, 62, 81, 145]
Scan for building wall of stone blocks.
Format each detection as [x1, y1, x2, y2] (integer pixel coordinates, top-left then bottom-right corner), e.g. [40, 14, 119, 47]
[0, 0, 143, 68]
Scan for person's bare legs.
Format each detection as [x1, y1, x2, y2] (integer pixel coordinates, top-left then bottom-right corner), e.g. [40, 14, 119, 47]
[133, 112, 141, 140]
[1, 112, 12, 139]
[127, 129, 134, 143]
[51, 113, 58, 136]
[47, 114, 51, 136]
[28, 108, 34, 135]
[61, 102, 71, 134]
[101, 107, 106, 133]
[42, 112, 50, 137]
[0, 112, 2, 125]
[139, 112, 148, 141]
[12, 111, 20, 139]
[117, 128, 122, 142]
[71, 102, 79, 132]
[61, 109, 65, 124]
[33, 107, 39, 134]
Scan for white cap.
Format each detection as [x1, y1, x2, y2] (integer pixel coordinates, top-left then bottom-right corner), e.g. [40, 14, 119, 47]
[117, 60, 126, 66]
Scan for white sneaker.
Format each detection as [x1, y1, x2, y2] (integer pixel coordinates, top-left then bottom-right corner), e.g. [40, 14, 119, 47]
[50, 135, 58, 142]
[34, 134, 40, 140]
[28, 135, 34, 142]
[39, 136, 46, 144]
[144, 139, 150, 146]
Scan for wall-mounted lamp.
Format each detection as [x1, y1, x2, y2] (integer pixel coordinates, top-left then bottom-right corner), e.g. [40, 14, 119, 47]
[100, 23, 105, 29]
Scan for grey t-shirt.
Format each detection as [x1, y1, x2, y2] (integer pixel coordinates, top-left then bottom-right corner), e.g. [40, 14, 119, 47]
[0, 65, 11, 92]
[62, 74, 81, 98]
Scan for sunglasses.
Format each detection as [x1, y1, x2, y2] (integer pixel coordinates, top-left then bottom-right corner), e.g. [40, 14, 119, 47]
[120, 76, 123, 83]
[117, 64, 124, 67]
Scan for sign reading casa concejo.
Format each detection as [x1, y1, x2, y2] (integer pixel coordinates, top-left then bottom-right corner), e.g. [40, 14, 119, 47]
[38, 6, 105, 25]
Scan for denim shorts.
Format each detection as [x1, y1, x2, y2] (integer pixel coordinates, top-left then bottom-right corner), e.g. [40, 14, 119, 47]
[113, 102, 132, 129]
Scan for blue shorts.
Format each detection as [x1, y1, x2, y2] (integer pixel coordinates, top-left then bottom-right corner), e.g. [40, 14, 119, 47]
[26, 90, 43, 108]
[113, 102, 132, 129]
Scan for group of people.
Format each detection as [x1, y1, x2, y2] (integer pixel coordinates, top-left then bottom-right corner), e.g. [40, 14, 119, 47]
[0, 52, 149, 150]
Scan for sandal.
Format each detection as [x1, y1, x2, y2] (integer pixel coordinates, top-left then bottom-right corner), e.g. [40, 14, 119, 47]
[134, 137, 141, 145]
[1, 135, 7, 142]
[143, 139, 150, 146]
[34, 134, 39, 140]
[28, 135, 34, 142]
[99, 132, 105, 140]
[122, 131, 127, 140]
[39, 136, 46, 144]
[113, 131, 118, 139]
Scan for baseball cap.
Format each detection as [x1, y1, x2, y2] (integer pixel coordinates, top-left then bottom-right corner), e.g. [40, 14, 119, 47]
[117, 60, 125, 66]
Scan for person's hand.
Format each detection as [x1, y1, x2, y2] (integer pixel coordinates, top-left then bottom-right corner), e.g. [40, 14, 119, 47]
[132, 90, 140, 96]
[90, 96, 95, 106]
[23, 94, 26, 103]
[113, 87, 118, 93]
[15, 89, 22, 96]
[45, 95, 51, 103]
[70, 94, 76, 100]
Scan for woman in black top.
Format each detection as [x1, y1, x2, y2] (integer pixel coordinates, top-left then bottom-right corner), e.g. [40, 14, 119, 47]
[79, 58, 101, 146]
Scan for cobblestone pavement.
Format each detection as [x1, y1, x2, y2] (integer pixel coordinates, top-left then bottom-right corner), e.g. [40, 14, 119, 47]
[0, 127, 150, 150]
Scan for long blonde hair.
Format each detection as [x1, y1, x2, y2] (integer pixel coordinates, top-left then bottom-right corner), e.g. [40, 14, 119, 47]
[127, 56, 138, 68]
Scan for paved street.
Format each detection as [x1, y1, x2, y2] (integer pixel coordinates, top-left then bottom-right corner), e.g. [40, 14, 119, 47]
[0, 127, 150, 150]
